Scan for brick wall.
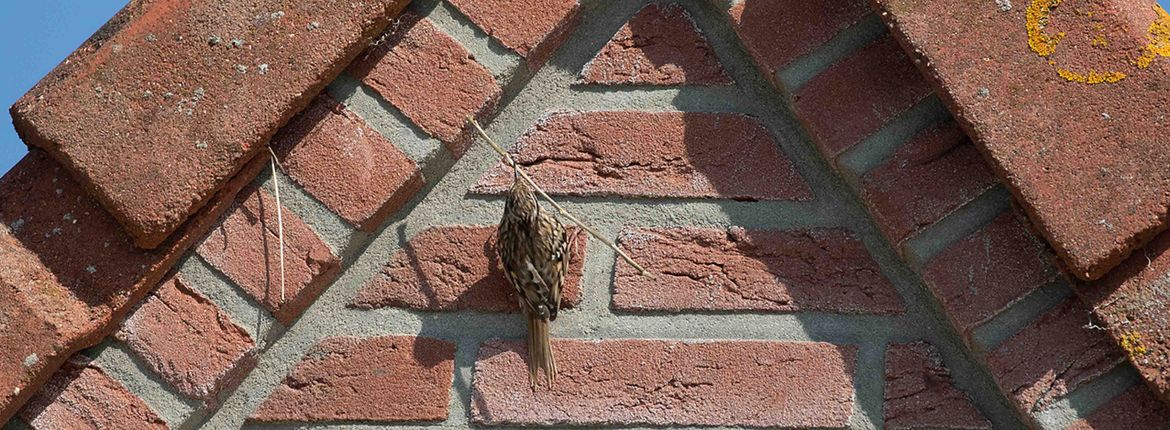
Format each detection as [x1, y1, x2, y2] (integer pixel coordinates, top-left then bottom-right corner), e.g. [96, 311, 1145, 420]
[6, 1, 1166, 429]
[725, 0, 1169, 428]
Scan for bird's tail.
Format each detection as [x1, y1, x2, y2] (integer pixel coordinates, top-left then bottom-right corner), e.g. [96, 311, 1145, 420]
[527, 314, 556, 389]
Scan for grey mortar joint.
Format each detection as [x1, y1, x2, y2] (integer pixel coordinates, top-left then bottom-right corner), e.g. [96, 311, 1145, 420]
[411, 0, 523, 83]
[1034, 363, 1142, 430]
[177, 255, 283, 348]
[696, 0, 1031, 426]
[327, 73, 446, 166]
[836, 95, 953, 181]
[254, 167, 357, 257]
[971, 278, 1073, 351]
[902, 184, 1013, 268]
[778, 13, 889, 92]
[89, 341, 201, 428]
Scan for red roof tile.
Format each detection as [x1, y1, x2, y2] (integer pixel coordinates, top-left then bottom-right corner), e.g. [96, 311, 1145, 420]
[1079, 228, 1170, 402]
[0, 149, 266, 422]
[874, 0, 1170, 281]
[10, 0, 409, 248]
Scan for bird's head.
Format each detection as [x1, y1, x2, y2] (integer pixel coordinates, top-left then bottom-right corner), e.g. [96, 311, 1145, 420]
[505, 174, 540, 223]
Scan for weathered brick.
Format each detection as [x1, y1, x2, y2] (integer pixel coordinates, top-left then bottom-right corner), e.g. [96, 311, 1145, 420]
[471, 339, 856, 427]
[448, 0, 580, 68]
[613, 227, 903, 314]
[10, 0, 409, 248]
[885, 342, 990, 429]
[987, 299, 1124, 413]
[348, 13, 501, 157]
[727, 0, 872, 81]
[860, 121, 998, 243]
[17, 357, 166, 430]
[1078, 229, 1170, 402]
[472, 111, 812, 200]
[353, 226, 586, 311]
[0, 254, 60, 422]
[875, 0, 1170, 281]
[793, 35, 933, 157]
[581, 4, 730, 86]
[0, 149, 265, 422]
[921, 213, 1057, 332]
[1066, 385, 1170, 430]
[115, 275, 256, 401]
[273, 94, 423, 232]
[197, 186, 340, 326]
[250, 336, 454, 423]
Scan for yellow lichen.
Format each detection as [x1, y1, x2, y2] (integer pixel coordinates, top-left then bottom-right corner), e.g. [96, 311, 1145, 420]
[1028, 1, 1168, 84]
[1136, 5, 1170, 69]
[1056, 67, 1127, 83]
[1120, 332, 1149, 357]
[1027, 0, 1066, 57]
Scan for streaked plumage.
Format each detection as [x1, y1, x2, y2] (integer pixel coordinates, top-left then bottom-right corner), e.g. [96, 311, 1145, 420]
[497, 172, 571, 389]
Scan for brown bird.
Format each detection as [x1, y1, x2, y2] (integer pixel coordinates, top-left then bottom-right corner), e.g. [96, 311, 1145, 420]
[497, 170, 571, 389]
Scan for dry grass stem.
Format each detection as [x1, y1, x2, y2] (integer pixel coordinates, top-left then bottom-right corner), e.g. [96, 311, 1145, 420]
[467, 117, 654, 278]
[267, 147, 288, 303]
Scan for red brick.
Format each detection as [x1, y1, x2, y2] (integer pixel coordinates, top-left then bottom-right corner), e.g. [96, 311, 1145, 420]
[348, 13, 501, 157]
[17, 357, 166, 430]
[727, 0, 872, 80]
[353, 226, 586, 311]
[921, 213, 1057, 332]
[1078, 228, 1170, 402]
[860, 121, 998, 243]
[885, 342, 990, 430]
[10, 0, 409, 248]
[197, 186, 340, 326]
[115, 275, 256, 401]
[987, 299, 1124, 413]
[793, 35, 933, 156]
[581, 4, 730, 86]
[250, 335, 454, 423]
[447, 0, 580, 68]
[471, 111, 812, 200]
[0, 149, 266, 422]
[273, 94, 423, 232]
[1066, 386, 1170, 430]
[875, 0, 1170, 281]
[471, 339, 856, 427]
[0, 255, 60, 421]
[613, 227, 904, 314]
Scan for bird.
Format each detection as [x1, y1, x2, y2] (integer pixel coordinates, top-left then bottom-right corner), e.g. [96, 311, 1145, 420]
[497, 169, 571, 389]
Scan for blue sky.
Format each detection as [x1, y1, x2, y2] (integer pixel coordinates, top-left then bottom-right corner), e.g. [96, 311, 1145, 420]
[0, 1, 128, 175]
[0, 1, 1168, 175]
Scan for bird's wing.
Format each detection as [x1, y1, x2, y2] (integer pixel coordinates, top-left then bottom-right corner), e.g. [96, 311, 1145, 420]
[500, 216, 555, 318]
[531, 212, 569, 320]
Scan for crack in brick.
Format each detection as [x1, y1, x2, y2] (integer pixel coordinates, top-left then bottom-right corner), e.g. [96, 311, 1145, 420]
[472, 111, 812, 201]
[615, 227, 903, 313]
